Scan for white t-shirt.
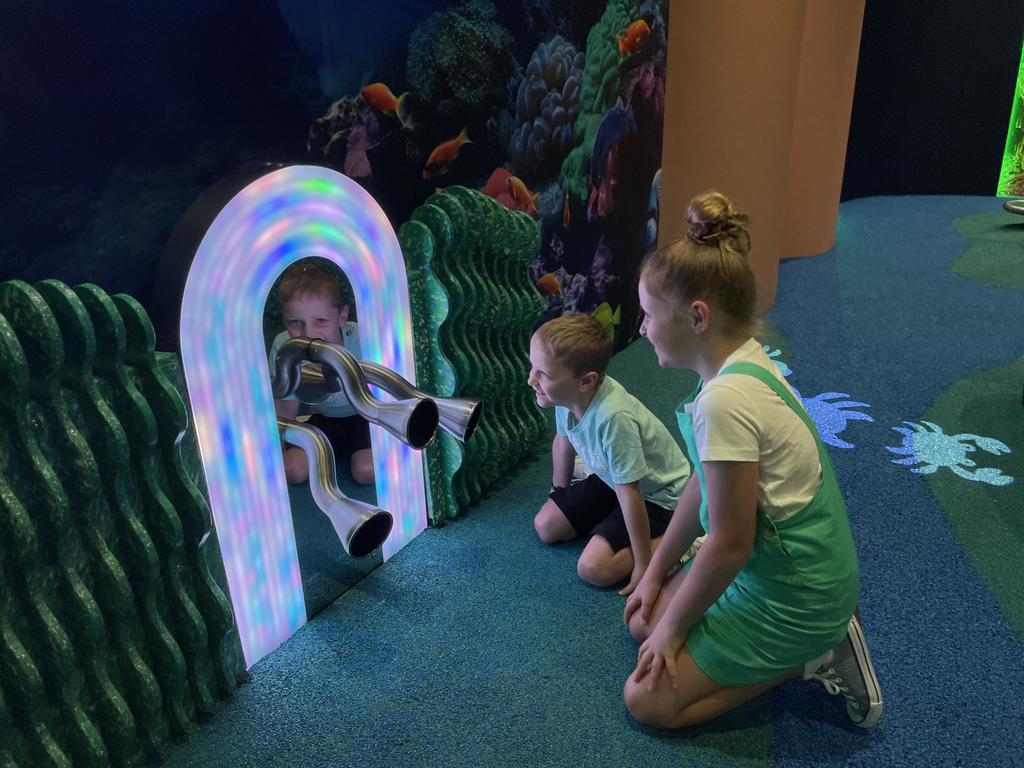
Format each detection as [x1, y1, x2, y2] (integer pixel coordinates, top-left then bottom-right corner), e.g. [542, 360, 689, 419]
[268, 322, 361, 418]
[692, 338, 820, 521]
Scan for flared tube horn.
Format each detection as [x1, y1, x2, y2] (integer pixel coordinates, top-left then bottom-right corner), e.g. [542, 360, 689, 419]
[297, 338, 439, 450]
[358, 360, 483, 443]
[279, 419, 393, 557]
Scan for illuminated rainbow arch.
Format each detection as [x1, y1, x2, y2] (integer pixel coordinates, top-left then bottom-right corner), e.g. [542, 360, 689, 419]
[179, 165, 426, 667]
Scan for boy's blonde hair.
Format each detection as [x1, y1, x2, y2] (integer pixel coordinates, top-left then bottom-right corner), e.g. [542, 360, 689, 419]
[642, 190, 757, 335]
[534, 313, 613, 378]
[277, 261, 343, 308]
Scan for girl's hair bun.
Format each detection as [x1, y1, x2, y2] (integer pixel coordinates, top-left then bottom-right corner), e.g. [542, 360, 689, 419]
[686, 191, 751, 255]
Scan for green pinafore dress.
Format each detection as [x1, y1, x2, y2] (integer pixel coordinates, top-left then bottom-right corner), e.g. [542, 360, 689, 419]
[677, 362, 860, 687]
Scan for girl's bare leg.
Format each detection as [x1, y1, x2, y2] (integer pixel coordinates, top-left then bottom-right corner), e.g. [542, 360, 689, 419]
[624, 647, 801, 729]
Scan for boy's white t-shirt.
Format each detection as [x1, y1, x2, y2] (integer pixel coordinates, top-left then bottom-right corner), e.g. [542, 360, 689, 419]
[555, 376, 690, 511]
[268, 321, 361, 418]
[692, 338, 820, 521]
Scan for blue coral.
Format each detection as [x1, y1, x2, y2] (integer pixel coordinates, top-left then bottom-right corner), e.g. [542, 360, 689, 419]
[508, 35, 585, 182]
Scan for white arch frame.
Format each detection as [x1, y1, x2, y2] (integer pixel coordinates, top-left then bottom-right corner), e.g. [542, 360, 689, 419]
[179, 166, 426, 666]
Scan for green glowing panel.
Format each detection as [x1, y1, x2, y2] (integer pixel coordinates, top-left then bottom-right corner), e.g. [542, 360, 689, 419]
[998, 40, 1024, 195]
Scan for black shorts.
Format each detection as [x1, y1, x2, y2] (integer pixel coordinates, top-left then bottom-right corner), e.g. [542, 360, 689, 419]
[548, 474, 674, 553]
[305, 413, 372, 460]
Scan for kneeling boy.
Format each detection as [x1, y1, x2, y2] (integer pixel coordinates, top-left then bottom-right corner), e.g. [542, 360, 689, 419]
[528, 314, 691, 595]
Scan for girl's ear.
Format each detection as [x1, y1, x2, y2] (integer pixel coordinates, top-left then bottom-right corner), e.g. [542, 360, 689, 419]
[338, 304, 351, 324]
[691, 300, 711, 333]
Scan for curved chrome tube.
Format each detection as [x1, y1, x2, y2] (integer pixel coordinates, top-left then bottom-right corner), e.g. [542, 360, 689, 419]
[358, 360, 482, 443]
[279, 419, 393, 558]
[271, 338, 308, 399]
[292, 364, 343, 404]
[273, 337, 439, 449]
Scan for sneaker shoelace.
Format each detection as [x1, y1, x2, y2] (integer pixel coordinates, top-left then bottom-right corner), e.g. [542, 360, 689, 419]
[813, 667, 850, 697]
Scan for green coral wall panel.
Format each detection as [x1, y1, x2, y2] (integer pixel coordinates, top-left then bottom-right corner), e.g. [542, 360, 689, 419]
[402, 187, 545, 521]
[0, 278, 242, 767]
[398, 218, 460, 523]
[114, 293, 244, 697]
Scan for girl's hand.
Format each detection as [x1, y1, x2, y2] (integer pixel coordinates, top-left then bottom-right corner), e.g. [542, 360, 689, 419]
[623, 570, 662, 626]
[632, 623, 687, 691]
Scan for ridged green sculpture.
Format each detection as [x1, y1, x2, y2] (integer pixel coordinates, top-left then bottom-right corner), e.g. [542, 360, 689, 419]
[0, 279, 242, 767]
[397, 219, 462, 522]
[112, 292, 243, 697]
[401, 187, 545, 519]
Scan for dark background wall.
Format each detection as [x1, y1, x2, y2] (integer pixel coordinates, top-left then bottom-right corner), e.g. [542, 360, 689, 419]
[0, 0, 320, 306]
[842, 0, 1024, 200]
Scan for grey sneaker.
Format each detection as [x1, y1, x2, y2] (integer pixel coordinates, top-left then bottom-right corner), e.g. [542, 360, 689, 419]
[808, 612, 883, 728]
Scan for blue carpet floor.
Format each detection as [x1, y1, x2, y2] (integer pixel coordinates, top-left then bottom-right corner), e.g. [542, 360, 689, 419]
[152, 196, 1024, 768]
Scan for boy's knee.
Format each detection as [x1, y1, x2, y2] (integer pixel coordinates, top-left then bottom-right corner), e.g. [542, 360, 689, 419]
[351, 465, 374, 485]
[284, 449, 309, 485]
[350, 451, 374, 485]
[533, 505, 571, 544]
[576, 552, 616, 587]
[533, 512, 558, 543]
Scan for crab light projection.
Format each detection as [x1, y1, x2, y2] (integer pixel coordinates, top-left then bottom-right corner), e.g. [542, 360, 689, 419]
[178, 165, 426, 666]
[887, 420, 1015, 486]
[762, 346, 874, 449]
[798, 391, 875, 449]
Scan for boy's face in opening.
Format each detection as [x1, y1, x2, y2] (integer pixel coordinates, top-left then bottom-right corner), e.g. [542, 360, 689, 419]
[527, 335, 595, 409]
[282, 292, 347, 344]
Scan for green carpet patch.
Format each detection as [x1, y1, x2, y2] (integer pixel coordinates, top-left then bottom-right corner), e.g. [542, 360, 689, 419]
[951, 211, 1024, 292]
[921, 355, 1024, 642]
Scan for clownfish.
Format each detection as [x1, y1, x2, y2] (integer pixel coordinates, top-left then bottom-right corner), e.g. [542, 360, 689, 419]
[616, 20, 650, 59]
[506, 175, 539, 214]
[423, 127, 471, 179]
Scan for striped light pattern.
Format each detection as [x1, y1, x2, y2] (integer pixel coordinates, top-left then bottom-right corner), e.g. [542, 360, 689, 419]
[179, 165, 427, 667]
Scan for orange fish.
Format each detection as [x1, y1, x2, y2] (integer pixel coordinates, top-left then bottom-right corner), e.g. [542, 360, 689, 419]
[360, 82, 407, 117]
[506, 175, 539, 214]
[536, 273, 561, 296]
[423, 127, 471, 179]
[562, 191, 572, 229]
[617, 20, 650, 59]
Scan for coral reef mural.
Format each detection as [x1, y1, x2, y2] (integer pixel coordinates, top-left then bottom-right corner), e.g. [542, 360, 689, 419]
[301, 0, 669, 350]
[1, 0, 668, 351]
[508, 34, 585, 182]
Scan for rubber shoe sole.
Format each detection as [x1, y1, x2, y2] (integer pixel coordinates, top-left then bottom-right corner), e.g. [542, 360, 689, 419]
[846, 613, 883, 728]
